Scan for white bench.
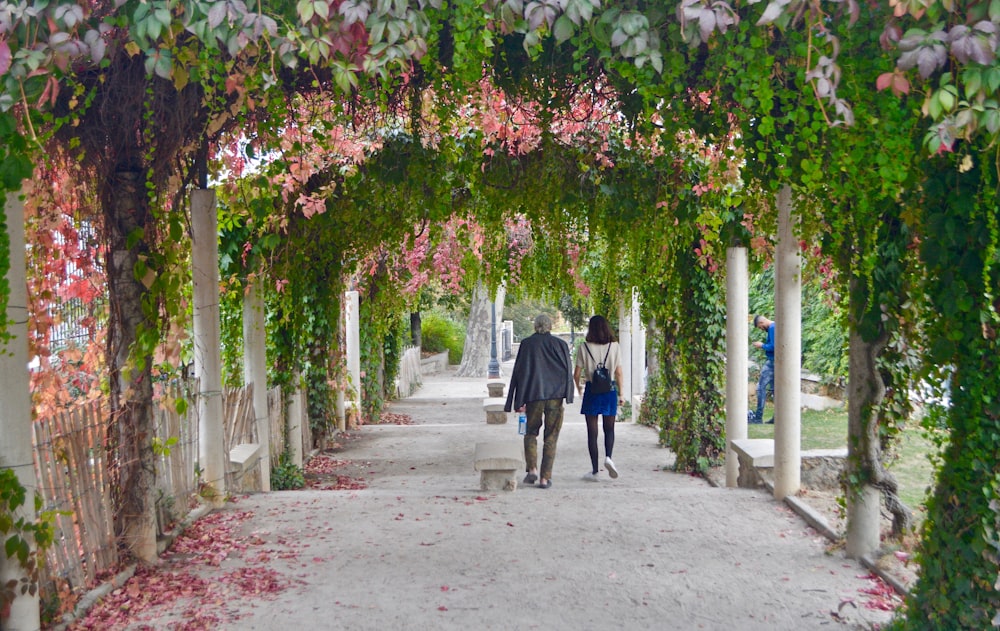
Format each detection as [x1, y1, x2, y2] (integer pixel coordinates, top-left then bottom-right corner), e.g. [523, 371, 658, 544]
[228, 443, 262, 491]
[482, 397, 508, 424]
[730, 439, 774, 488]
[474, 441, 525, 491]
[730, 439, 847, 490]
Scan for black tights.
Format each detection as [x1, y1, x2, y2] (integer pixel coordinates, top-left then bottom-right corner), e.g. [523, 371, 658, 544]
[585, 414, 615, 474]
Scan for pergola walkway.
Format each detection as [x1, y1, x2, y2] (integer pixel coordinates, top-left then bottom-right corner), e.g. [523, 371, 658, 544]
[124, 365, 894, 630]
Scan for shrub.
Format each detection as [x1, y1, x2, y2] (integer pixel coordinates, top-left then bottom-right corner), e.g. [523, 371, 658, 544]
[420, 312, 464, 364]
[270, 452, 305, 490]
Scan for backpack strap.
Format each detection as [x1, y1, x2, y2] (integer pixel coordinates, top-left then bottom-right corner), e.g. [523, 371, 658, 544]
[583, 343, 611, 366]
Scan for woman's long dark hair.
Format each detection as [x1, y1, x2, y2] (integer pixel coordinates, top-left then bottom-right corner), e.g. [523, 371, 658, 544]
[585, 315, 616, 344]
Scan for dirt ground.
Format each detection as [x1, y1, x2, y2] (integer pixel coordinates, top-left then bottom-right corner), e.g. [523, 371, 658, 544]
[69, 367, 905, 630]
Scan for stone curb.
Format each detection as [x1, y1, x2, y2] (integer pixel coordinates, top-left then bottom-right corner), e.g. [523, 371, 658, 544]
[702, 471, 910, 598]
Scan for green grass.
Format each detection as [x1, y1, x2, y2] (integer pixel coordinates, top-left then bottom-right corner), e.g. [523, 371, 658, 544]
[747, 403, 939, 516]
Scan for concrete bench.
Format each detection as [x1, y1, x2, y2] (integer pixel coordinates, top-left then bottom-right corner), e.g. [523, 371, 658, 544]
[474, 441, 525, 491]
[228, 443, 262, 475]
[483, 397, 508, 424]
[730, 439, 847, 490]
[487, 381, 505, 397]
[228, 443, 262, 492]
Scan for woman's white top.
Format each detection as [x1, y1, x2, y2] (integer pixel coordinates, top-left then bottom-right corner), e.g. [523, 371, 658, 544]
[574, 341, 621, 382]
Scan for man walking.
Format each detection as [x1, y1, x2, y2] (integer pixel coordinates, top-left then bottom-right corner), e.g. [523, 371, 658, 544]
[505, 314, 574, 488]
[750, 314, 775, 425]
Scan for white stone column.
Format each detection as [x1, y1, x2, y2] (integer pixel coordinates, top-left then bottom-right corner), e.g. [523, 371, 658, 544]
[192, 189, 225, 504]
[846, 486, 881, 558]
[242, 280, 271, 491]
[630, 289, 645, 398]
[345, 290, 361, 426]
[725, 246, 749, 488]
[287, 375, 304, 468]
[335, 389, 346, 432]
[773, 185, 802, 499]
[617, 298, 632, 401]
[0, 193, 41, 631]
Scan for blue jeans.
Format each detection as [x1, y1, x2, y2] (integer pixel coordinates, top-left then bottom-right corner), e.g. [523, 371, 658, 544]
[755, 358, 774, 421]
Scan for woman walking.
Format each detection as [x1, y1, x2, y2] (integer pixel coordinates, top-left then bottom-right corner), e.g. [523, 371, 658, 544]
[573, 315, 624, 481]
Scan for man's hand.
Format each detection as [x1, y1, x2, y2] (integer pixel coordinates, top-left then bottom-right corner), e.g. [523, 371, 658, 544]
[753, 341, 763, 349]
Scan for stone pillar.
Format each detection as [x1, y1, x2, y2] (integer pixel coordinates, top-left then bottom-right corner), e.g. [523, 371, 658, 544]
[192, 189, 225, 504]
[242, 280, 271, 491]
[773, 185, 801, 499]
[846, 485, 881, 558]
[618, 298, 632, 401]
[335, 389, 346, 432]
[0, 192, 41, 631]
[345, 290, 361, 426]
[287, 376, 304, 468]
[630, 289, 645, 398]
[725, 246, 750, 488]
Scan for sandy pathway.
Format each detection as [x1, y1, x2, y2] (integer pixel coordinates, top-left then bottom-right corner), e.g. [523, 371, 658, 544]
[151, 369, 897, 631]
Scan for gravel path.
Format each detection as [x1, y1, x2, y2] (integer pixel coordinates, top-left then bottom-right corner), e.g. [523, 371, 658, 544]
[146, 368, 898, 631]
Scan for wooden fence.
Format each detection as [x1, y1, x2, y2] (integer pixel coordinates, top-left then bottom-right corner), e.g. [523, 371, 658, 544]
[32, 381, 297, 596]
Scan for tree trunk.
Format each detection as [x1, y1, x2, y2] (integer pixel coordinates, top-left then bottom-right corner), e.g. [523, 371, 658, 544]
[455, 281, 494, 377]
[104, 169, 157, 563]
[846, 277, 911, 548]
[410, 311, 421, 348]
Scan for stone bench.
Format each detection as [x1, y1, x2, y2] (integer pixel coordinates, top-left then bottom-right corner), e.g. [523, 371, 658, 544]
[730, 439, 847, 490]
[474, 441, 525, 491]
[228, 443, 262, 492]
[487, 381, 505, 397]
[483, 397, 508, 424]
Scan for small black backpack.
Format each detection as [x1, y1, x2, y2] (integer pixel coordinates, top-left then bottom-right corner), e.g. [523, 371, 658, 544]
[584, 344, 614, 394]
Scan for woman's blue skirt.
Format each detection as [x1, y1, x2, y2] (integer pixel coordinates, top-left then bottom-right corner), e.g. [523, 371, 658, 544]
[580, 382, 618, 416]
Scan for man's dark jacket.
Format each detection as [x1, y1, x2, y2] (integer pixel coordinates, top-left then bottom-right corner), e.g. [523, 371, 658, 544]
[504, 332, 574, 411]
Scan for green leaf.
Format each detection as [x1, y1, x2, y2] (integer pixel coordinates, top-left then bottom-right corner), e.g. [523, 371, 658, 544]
[553, 15, 574, 44]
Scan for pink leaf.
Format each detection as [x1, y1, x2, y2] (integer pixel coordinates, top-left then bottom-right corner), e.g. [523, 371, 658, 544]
[0, 40, 11, 75]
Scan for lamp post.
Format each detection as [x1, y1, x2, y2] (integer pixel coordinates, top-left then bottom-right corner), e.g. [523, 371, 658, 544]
[488, 300, 500, 378]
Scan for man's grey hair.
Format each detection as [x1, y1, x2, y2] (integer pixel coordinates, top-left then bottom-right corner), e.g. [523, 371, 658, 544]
[533, 314, 553, 334]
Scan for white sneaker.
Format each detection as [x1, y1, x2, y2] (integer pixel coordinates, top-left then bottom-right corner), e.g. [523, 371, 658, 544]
[604, 457, 619, 479]
[582, 471, 600, 482]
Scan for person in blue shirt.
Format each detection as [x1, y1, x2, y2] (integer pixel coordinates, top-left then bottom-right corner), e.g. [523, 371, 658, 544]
[749, 315, 775, 424]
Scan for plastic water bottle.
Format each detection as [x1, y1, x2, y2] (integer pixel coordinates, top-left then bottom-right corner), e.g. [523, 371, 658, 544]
[518, 414, 527, 435]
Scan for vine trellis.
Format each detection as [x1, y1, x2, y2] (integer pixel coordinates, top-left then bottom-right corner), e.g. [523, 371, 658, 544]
[0, 2, 998, 628]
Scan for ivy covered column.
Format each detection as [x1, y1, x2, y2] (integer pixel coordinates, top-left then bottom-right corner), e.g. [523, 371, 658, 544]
[192, 190, 225, 505]
[896, 151, 1000, 630]
[773, 185, 801, 499]
[243, 280, 271, 492]
[0, 192, 41, 631]
[725, 245, 749, 487]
